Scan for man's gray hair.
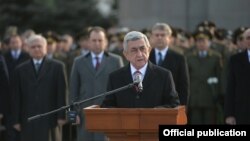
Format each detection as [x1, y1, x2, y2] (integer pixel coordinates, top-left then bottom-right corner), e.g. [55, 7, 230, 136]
[152, 22, 172, 36]
[243, 28, 250, 37]
[26, 34, 47, 47]
[123, 31, 150, 51]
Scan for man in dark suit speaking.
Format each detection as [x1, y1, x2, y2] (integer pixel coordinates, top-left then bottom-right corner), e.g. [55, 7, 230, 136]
[101, 31, 180, 108]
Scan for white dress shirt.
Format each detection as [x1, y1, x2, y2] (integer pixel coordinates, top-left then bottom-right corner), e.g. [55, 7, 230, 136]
[130, 63, 148, 81]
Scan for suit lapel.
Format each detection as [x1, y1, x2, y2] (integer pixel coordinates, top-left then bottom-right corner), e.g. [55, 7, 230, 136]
[150, 48, 172, 68]
[142, 62, 155, 88]
[162, 49, 173, 68]
[124, 64, 134, 83]
[149, 49, 157, 64]
[6, 51, 15, 61]
[37, 58, 50, 81]
[96, 53, 108, 77]
[242, 51, 250, 69]
[27, 60, 37, 81]
[123, 64, 135, 93]
[84, 55, 95, 76]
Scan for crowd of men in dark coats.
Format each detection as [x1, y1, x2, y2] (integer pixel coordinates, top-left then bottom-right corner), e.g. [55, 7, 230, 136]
[1, 21, 250, 141]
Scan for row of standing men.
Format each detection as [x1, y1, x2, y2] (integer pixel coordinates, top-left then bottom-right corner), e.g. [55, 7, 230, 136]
[0, 23, 250, 141]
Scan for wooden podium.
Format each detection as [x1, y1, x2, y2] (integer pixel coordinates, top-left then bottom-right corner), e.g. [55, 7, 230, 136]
[84, 105, 187, 141]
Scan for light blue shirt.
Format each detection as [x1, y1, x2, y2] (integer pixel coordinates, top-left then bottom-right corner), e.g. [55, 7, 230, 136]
[155, 47, 168, 64]
[11, 49, 21, 59]
[199, 50, 208, 58]
[91, 51, 104, 67]
[33, 59, 43, 65]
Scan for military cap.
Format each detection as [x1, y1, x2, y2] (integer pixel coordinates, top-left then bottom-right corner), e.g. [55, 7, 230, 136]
[193, 30, 212, 40]
[43, 31, 59, 44]
[171, 27, 184, 38]
[232, 26, 248, 44]
[197, 20, 216, 29]
[215, 28, 229, 40]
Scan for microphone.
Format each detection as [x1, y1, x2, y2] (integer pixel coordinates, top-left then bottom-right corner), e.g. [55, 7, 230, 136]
[134, 72, 143, 92]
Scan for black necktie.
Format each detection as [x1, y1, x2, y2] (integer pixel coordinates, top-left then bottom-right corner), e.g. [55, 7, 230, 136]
[35, 62, 40, 73]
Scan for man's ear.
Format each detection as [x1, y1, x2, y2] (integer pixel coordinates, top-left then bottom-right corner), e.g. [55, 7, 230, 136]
[148, 46, 152, 53]
[123, 50, 129, 60]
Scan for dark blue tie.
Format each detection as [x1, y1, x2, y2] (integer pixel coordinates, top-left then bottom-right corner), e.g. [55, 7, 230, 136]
[158, 52, 163, 65]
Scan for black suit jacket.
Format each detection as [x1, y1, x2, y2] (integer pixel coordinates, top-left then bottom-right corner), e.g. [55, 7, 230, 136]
[4, 50, 30, 78]
[225, 51, 250, 124]
[12, 58, 67, 141]
[149, 49, 189, 105]
[0, 54, 9, 115]
[101, 62, 180, 108]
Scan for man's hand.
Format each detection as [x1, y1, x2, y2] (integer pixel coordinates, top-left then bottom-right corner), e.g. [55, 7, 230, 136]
[225, 116, 236, 125]
[13, 123, 21, 131]
[57, 119, 67, 126]
[72, 115, 81, 125]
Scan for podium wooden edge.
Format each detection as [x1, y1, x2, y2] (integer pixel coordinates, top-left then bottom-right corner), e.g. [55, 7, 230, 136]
[83, 105, 187, 141]
[84, 105, 187, 126]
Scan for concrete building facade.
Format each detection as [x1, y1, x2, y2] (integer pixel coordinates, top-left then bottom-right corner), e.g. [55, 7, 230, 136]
[118, 0, 250, 31]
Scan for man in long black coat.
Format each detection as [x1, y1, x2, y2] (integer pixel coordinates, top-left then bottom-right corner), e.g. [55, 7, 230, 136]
[0, 53, 9, 140]
[12, 35, 67, 141]
[4, 35, 30, 141]
[225, 28, 250, 124]
[149, 23, 189, 105]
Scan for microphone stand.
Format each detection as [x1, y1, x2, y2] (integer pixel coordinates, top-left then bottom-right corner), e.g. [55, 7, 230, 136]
[28, 82, 137, 122]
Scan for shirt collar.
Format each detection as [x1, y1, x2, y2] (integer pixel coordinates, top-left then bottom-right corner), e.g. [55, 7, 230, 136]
[11, 49, 21, 56]
[130, 62, 148, 80]
[33, 58, 43, 64]
[91, 51, 104, 60]
[155, 47, 168, 58]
